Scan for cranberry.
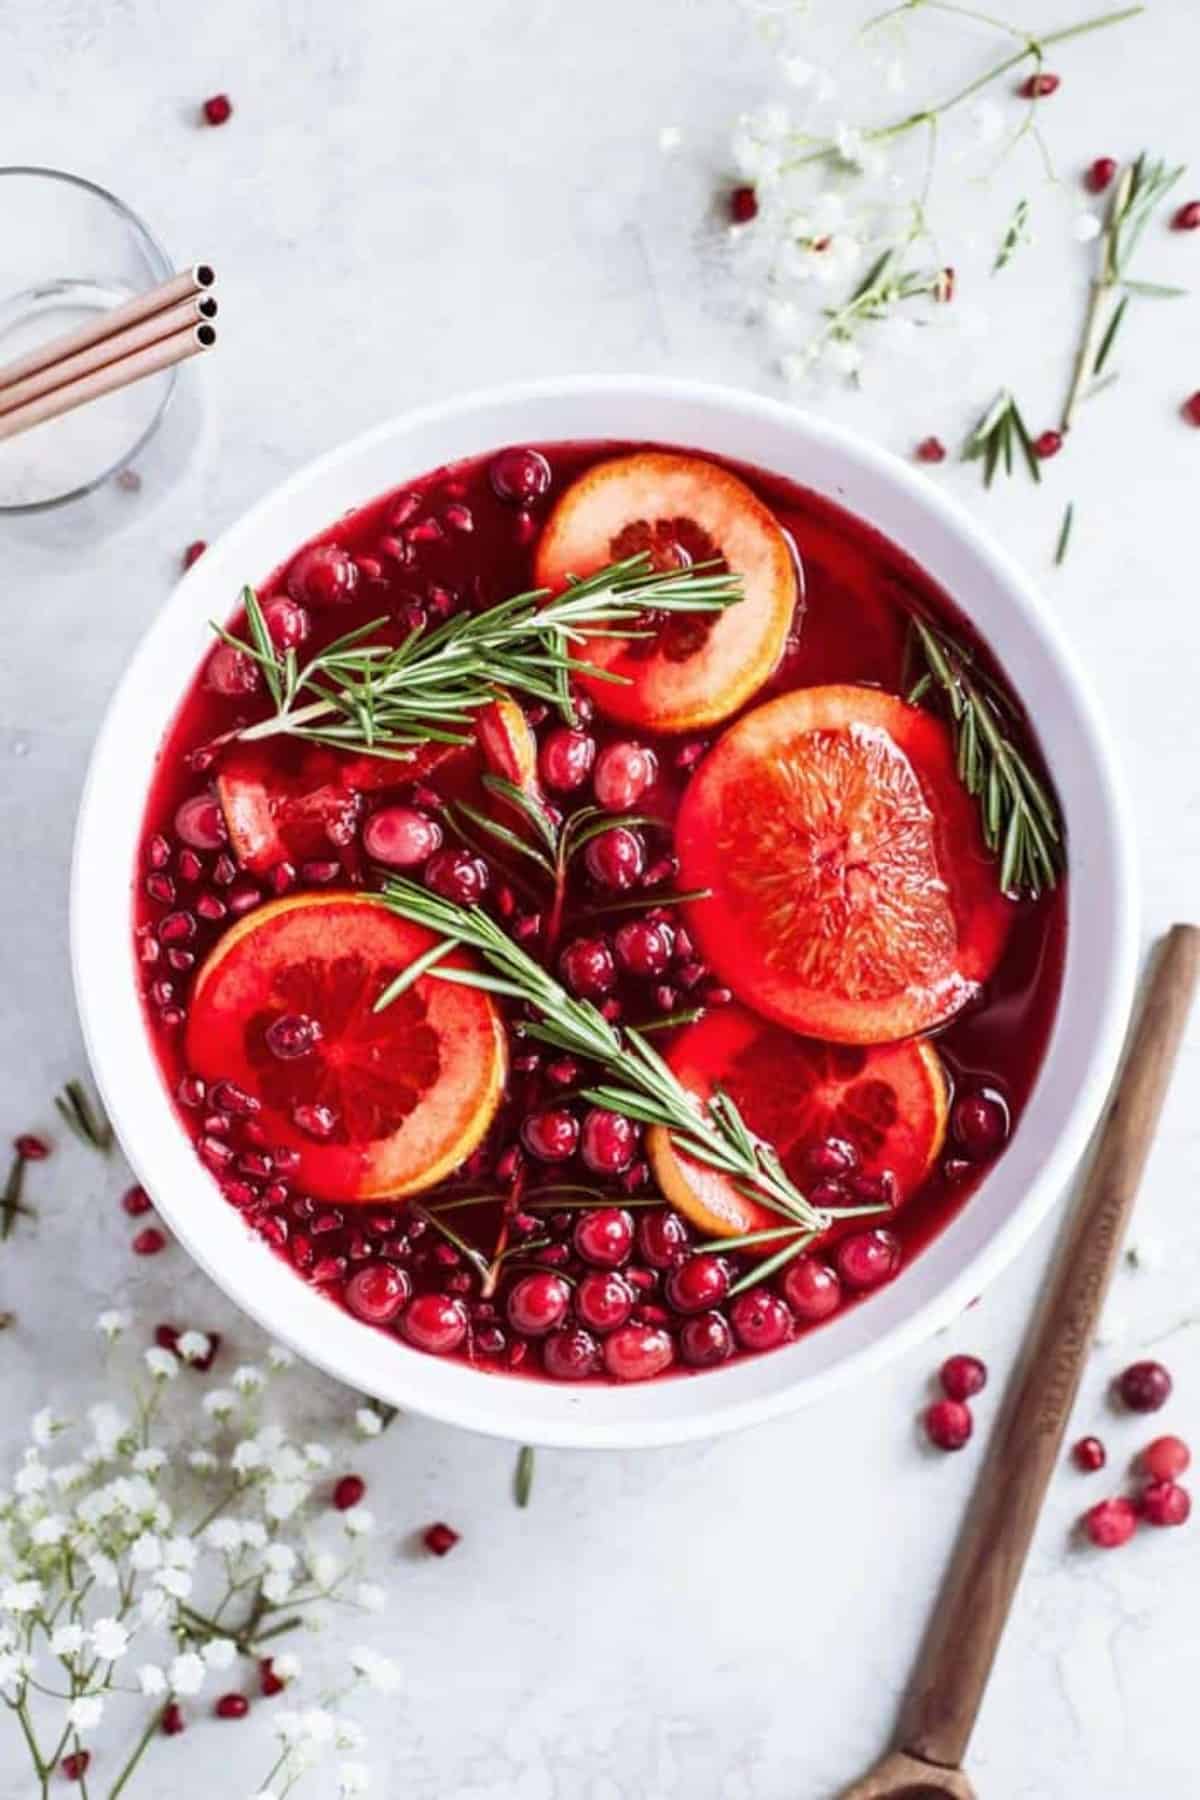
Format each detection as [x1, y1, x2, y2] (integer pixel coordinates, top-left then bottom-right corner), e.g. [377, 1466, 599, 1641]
[1087, 156, 1118, 193]
[1083, 1496, 1137, 1548]
[1034, 429, 1063, 459]
[1173, 200, 1200, 230]
[1117, 1360, 1172, 1412]
[14, 1133, 49, 1160]
[520, 1108, 580, 1163]
[182, 539, 207, 568]
[344, 1261, 410, 1325]
[544, 1326, 601, 1379]
[174, 793, 227, 850]
[202, 94, 233, 125]
[574, 1206, 634, 1268]
[924, 1398, 973, 1451]
[363, 806, 442, 868]
[132, 1228, 167, 1256]
[679, 1310, 734, 1366]
[205, 643, 261, 697]
[287, 542, 359, 608]
[424, 849, 489, 905]
[559, 935, 616, 997]
[951, 1090, 1009, 1161]
[836, 1228, 901, 1290]
[575, 1270, 635, 1332]
[539, 727, 596, 792]
[614, 918, 673, 978]
[1140, 1479, 1191, 1527]
[424, 1521, 460, 1556]
[1072, 1435, 1107, 1472]
[781, 1256, 841, 1323]
[401, 1293, 468, 1354]
[580, 1108, 639, 1176]
[808, 1136, 859, 1178]
[666, 1253, 729, 1314]
[490, 447, 552, 506]
[1020, 71, 1060, 97]
[915, 436, 947, 464]
[593, 741, 657, 812]
[214, 1692, 249, 1720]
[729, 184, 758, 223]
[584, 826, 645, 890]
[161, 1702, 185, 1736]
[259, 1658, 286, 1697]
[1182, 392, 1200, 426]
[265, 1013, 322, 1060]
[333, 1473, 366, 1510]
[940, 1354, 988, 1401]
[730, 1289, 793, 1352]
[62, 1751, 91, 1780]
[260, 595, 310, 651]
[638, 1207, 690, 1269]
[1142, 1435, 1191, 1481]
[507, 1273, 571, 1336]
[603, 1323, 675, 1381]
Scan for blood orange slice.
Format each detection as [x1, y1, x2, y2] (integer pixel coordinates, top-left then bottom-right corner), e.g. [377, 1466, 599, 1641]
[186, 893, 506, 1201]
[675, 684, 1014, 1043]
[647, 1004, 947, 1240]
[533, 451, 797, 732]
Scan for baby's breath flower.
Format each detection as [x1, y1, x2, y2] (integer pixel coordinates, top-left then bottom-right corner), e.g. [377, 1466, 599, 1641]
[336, 1718, 367, 1752]
[203, 1389, 238, 1420]
[232, 1364, 266, 1396]
[138, 1663, 167, 1696]
[132, 1447, 168, 1474]
[154, 1565, 192, 1599]
[145, 1346, 180, 1382]
[338, 1763, 371, 1796]
[68, 1694, 104, 1730]
[264, 1480, 308, 1523]
[96, 1310, 131, 1342]
[14, 1460, 47, 1497]
[272, 1651, 302, 1683]
[176, 1330, 212, 1363]
[50, 1623, 85, 1656]
[232, 1439, 265, 1475]
[262, 1570, 293, 1604]
[129, 1532, 162, 1571]
[203, 1637, 238, 1670]
[343, 1508, 374, 1539]
[264, 1544, 297, 1573]
[86, 1552, 119, 1590]
[204, 1518, 242, 1552]
[30, 1514, 66, 1547]
[31, 1407, 65, 1448]
[2, 1579, 42, 1613]
[350, 1646, 402, 1694]
[188, 1448, 220, 1473]
[303, 1442, 332, 1470]
[1073, 211, 1103, 243]
[240, 1520, 267, 1551]
[353, 1409, 382, 1440]
[138, 1586, 168, 1625]
[266, 1343, 295, 1371]
[309, 1551, 340, 1590]
[91, 1617, 129, 1661]
[169, 1650, 207, 1696]
[87, 1403, 129, 1455]
[355, 1583, 385, 1613]
[657, 125, 682, 153]
[163, 1534, 197, 1568]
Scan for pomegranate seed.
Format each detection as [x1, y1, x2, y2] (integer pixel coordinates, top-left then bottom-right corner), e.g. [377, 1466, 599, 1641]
[781, 1256, 841, 1322]
[1072, 1435, 1107, 1472]
[1182, 392, 1200, 426]
[584, 826, 646, 891]
[574, 1207, 634, 1269]
[298, 860, 338, 885]
[835, 1228, 901, 1290]
[344, 1262, 411, 1325]
[603, 1323, 675, 1381]
[951, 1090, 1009, 1160]
[212, 854, 236, 886]
[666, 1253, 729, 1314]
[287, 543, 358, 609]
[543, 1326, 601, 1379]
[559, 935, 616, 997]
[1083, 1496, 1137, 1548]
[211, 1079, 259, 1117]
[441, 502, 473, 534]
[289, 1232, 314, 1271]
[62, 1751, 91, 1780]
[729, 184, 758, 223]
[167, 948, 195, 972]
[1034, 429, 1063, 459]
[121, 1184, 153, 1215]
[730, 1289, 793, 1352]
[1141, 1435, 1191, 1481]
[614, 918, 673, 978]
[202, 94, 232, 125]
[1140, 1478, 1191, 1527]
[674, 740, 707, 773]
[312, 1255, 346, 1285]
[638, 1208, 690, 1269]
[147, 833, 171, 870]
[161, 1702, 185, 1735]
[145, 872, 175, 905]
[175, 792, 226, 850]
[940, 1354, 988, 1401]
[424, 1521, 460, 1556]
[363, 806, 442, 868]
[268, 862, 296, 896]
[575, 1270, 635, 1333]
[593, 741, 657, 812]
[265, 1013, 322, 1060]
[333, 1473, 366, 1510]
[1087, 156, 1118, 193]
[1117, 1360, 1172, 1413]
[520, 1107, 580, 1163]
[158, 910, 196, 945]
[401, 1293, 468, 1354]
[490, 448, 552, 506]
[405, 515, 444, 545]
[807, 1136, 859, 1178]
[653, 983, 678, 1013]
[424, 849, 489, 904]
[259, 1658, 285, 1697]
[1173, 200, 1200, 230]
[14, 1133, 49, 1161]
[1020, 71, 1060, 97]
[197, 1133, 235, 1172]
[292, 1103, 337, 1140]
[132, 1227, 167, 1256]
[205, 643, 261, 697]
[182, 539, 207, 568]
[936, 266, 955, 303]
[679, 1311, 734, 1366]
[924, 1398, 973, 1451]
[195, 891, 227, 921]
[214, 1692, 249, 1719]
[176, 847, 203, 882]
[507, 1273, 571, 1336]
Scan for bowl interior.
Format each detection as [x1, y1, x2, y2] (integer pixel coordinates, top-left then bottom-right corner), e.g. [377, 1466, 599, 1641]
[71, 377, 1137, 1448]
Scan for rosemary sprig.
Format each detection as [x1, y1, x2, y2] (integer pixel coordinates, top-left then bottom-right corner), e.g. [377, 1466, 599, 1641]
[906, 617, 1063, 898]
[813, 243, 950, 362]
[54, 1078, 112, 1153]
[962, 391, 1041, 488]
[1054, 501, 1075, 567]
[993, 197, 1030, 274]
[221, 554, 742, 760]
[373, 880, 886, 1248]
[1, 1149, 35, 1242]
[514, 1445, 536, 1509]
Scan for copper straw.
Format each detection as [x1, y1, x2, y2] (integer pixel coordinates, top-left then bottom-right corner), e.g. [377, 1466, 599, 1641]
[0, 264, 216, 393]
[0, 295, 218, 417]
[0, 322, 216, 443]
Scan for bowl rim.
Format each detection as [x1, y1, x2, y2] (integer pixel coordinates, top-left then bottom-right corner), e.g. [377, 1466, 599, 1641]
[70, 374, 1139, 1448]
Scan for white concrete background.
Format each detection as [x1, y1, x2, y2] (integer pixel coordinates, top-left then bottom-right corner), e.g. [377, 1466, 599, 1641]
[1, 2, 1198, 1795]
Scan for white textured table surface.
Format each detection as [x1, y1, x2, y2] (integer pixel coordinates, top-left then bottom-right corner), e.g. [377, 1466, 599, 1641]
[2, 3, 1199, 1796]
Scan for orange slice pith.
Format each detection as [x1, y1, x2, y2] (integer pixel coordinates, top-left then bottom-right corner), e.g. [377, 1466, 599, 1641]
[533, 451, 797, 732]
[675, 684, 1014, 1044]
[647, 1004, 948, 1240]
[186, 892, 507, 1201]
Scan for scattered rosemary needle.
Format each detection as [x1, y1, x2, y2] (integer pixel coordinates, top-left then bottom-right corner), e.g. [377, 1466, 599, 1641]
[962, 391, 1041, 488]
[1054, 502, 1075, 567]
[514, 1445, 536, 1509]
[55, 1078, 113, 1153]
[993, 198, 1031, 273]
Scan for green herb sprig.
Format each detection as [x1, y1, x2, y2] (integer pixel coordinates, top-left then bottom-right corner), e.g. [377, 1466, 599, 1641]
[55, 1078, 112, 1153]
[993, 198, 1031, 274]
[962, 390, 1042, 489]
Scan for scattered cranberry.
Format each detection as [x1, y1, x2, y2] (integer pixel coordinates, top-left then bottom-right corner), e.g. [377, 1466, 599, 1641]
[424, 1521, 460, 1556]
[729, 185, 758, 224]
[951, 1090, 1009, 1161]
[1117, 1360, 1172, 1413]
[333, 1473, 366, 1510]
[507, 1273, 571, 1336]
[603, 1323, 675, 1381]
[521, 1108, 580, 1164]
[161, 1702, 186, 1736]
[202, 94, 233, 126]
[559, 935, 616, 997]
[666, 1254, 730, 1314]
[575, 1270, 635, 1333]
[287, 543, 358, 609]
[940, 1354, 988, 1401]
[1020, 71, 1060, 97]
[1173, 200, 1200, 231]
[638, 1207, 690, 1269]
[730, 1289, 793, 1352]
[132, 1228, 167, 1256]
[260, 595, 310, 651]
[174, 793, 226, 850]
[1083, 1495, 1138, 1548]
[259, 1658, 285, 1697]
[62, 1750, 91, 1780]
[573, 1207, 634, 1270]
[539, 727, 596, 792]
[580, 1108, 639, 1175]
[835, 1228, 901, 1290]
[205, 643, 261, 697]
[1087, 156, 1118, 193]
[593, 741, 657, 812]
[364, 806, 442, 868]
[1034, 429, 1063, 459]
[614, 918, 673, 978]
[182, 539, 207, 569]
[401, 1293, 468, 1354]
[679, 1310, 734, 1366]
[924, 1398, 973, 1451]
[585, 826, 645, 890]
[214, 1692, 249, 1720]
[1140, 1479, 1191, 1527]
[544, 1326, 601, 1380]
[14, 1133, 49, 1161]
[1141, 1435, 1191, 1481]
[1072, 1435, 1107, 1473]
[424, 848, 489, 904]
[1182, 392, 1200, 426]
[781, 1256, 841, 1322]
[490, 448, 552, 506]
[344, 1262, 411, 1325]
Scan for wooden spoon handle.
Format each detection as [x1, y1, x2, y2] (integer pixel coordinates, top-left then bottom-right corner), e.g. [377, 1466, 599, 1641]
[898, 923, 1200, 1771]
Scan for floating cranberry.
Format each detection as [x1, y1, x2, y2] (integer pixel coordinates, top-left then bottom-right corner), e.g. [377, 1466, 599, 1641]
[287, 542, 359, 608]
[679, 1310, 734, 1366]
[132, 1227, 167, 1256]
[490, 447, 552, 506]
[1034, 429, 1063, 459]
[424, 849, 489, 905]
[940, 1354, 988, 1401]
[507, 1272, 571, 1336]
[520, 1108, 580, 1163]
[593, 741, 658, 812]
[559, 935, 616, 997]
[260, 595, 310, 651]
[363, 806, 442, 869]
[539, 727, 596, 792]
[175, 793, 227, 850]
[1083, 1495, 1137, 1548]
[951, 1089, 1009, 1161]
[1021, 71, 1060, 97]
[544, 1326, 601, 1380]
[666, 1253, 730, 1314]
[584, 826, 646, 890]
[1140, 1479, 1191, 1527]
[836, 1228, 901, 1290]
[924, 1398, 973, 1451]
[603, 1323, 675, 1381]
[614, 918, 673, 978]
[781, 1256, 842, 1323]
[344, 1261, 411, 1325]
[1173, 200, 1200, 230]
[62, 1750, 91, 1780]
[1182, 392, 1200, 426]
[575, 1270, 635, 1333]
[574, 1206, 635, 1268]
[729, 184, 758, 224]
[202, 94, 233, 125]
[121, 1184, 153, 1215]
[916, 436, 947, 464]
[424, 1521, 460, 1556]
[1142, 1435, 1191, 1481]
[580, 1108, 639, 1176]
[205, 643, 261, 697]
[638, 1207, 690, 1269]
[333, 1473, 366, 1510]
[730, 1289, 793, 1352]
[1117, 1360, 1172, 1413]
[1072, 1435, 1107, 1472]
[1087, 156, 1118, 193]
[807, 1136, 859, 1178]
[401, 1294, 468, 1355]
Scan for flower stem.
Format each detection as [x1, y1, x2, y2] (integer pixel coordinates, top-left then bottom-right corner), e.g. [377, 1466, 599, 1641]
[105, 1701, 169, 1800]
[1060, 159, 1129, 429]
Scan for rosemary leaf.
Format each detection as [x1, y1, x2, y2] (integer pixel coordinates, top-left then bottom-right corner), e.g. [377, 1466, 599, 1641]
[1092, 294, 1127, 376]
[514, 1445, 536, 1509]
[1054, 502, 1075, 566]
[54, 1079, 113, 1153]
[993, 198, 1030, 273]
